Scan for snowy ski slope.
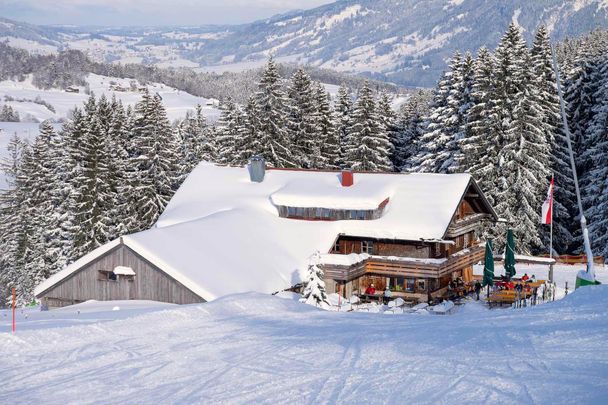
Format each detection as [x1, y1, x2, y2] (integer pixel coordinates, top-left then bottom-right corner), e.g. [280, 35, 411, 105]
[1, 264, 607, 403]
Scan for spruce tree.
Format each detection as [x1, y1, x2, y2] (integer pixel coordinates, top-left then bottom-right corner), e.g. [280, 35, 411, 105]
[462, 47, 500, 205]
[177, 104, 214, 173]
[493, 26, 551, 253]
[377, 92, 398, 172]
[344, 82, 393, 172]
[531, 26, 576, 254]
[238, 96, 263, 164]
[129, 90, 180, 231]
[580, 54, 608, 259]
[71, 95, 113, 258]
[314, 82, 339, 169]
[334, 85, 352, 167]
[412, 53, 460, 173]
[286, 69, 319, 168]
[301, 252, 330, 309]
[215, 99, 244, 165]
[0, 135, 28, 303]
[394, 90, 430, 172]
[255, 58, 295, 167]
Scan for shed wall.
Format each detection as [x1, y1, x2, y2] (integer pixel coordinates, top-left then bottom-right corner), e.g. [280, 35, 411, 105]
[40, 244, 205, 307]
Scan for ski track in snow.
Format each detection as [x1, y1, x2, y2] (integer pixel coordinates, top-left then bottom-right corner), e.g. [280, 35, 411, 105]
[1, 283, 608, 404]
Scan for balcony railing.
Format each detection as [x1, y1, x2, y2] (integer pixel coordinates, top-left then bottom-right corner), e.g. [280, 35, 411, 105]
[445, 213, 492, 237]
[321, 243, 485, 281]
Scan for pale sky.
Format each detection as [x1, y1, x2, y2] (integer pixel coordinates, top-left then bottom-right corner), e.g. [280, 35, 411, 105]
[0, 0, 335, 27]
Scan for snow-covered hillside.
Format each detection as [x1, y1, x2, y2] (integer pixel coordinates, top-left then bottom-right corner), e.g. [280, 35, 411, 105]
[2, 1, 607, 86]
[1, 276, 607, 403]
[0, 73, 220, 123]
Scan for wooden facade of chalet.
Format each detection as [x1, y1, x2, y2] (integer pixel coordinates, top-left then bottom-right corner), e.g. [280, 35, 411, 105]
[319, 180, 496, 302]
[36, 240, 204, 308]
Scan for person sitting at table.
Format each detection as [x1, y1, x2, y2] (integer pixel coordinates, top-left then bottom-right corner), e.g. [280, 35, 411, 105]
[530, 274, 536, 282]
[364, 284, 376, 295]
[522, 273, 529, 282]
[383, 286, 392, 304]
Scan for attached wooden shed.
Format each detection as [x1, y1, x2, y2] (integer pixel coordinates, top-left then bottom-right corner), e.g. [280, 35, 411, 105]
[35, 238, 205, 308]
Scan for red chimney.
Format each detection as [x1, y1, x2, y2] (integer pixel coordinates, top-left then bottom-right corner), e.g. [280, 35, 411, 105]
[341, 169, 353, 187]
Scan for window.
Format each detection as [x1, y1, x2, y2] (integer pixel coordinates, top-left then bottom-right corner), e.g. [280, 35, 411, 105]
[98, 270, 117, 282]
[391, 277, 405, 291]
[361, 240, 374, 254]
[405, 278, 415, 292]
[416, 279, 426, 292]
[333, 239, 341, 253]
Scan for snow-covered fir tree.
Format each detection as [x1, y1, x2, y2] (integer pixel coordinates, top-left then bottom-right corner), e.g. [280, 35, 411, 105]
[286, 69, 321, 168]
[177, 104, 215, 173]
[344, 82, 393, 171]
[0, 104, 20, 122]
[215, 99, 245, 165]
[314, 82, 340, 169]
[394, 90, 430, 172]
[334, 85, 352, 167]
[0, 135, 28, 302]
[301, 252, 330, 309]
[128, 90, 180, 231]
[413, 52, 474, 173]
[70, 95, 114, 258]
[237, 95, 263, 164]
[377, 92, 398, 172]
[492, 25, 551, 253]
[255, 57, 295, 167]
[461, 47, 499, 203]
[579, 49, 608, 259]
[531, 26, 576, 254]
[411, 54, 458, 173]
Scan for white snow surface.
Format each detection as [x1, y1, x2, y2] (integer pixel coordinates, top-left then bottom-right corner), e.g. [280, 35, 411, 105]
[0, 74, 220, 122]
[2, 283, 608, 403]
[113, 266, 136, 276]
[35, 164, 479, 301]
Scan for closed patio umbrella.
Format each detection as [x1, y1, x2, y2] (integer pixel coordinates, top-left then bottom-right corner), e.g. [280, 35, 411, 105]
[504, 229, 516, 280]
[483, 239, 494, 297]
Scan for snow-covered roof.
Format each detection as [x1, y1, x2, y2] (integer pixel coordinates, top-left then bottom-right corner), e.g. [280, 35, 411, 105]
[36, 163, 495, 301]
[113, 266, 136, 276]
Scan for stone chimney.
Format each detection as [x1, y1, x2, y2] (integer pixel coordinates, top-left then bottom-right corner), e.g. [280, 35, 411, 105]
[341, 169, 353, 187]
[249, 155, 265, 183]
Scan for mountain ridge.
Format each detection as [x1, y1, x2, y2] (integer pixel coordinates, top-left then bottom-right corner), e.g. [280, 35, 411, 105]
[1, 0, 607, 86]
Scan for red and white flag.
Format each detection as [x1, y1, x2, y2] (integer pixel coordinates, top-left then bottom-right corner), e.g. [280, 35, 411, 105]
[541, 177, 554, 224]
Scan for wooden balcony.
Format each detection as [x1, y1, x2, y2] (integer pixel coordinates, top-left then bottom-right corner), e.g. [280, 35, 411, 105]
[321, 243, 486, 282]
[445, 213, 492, 238]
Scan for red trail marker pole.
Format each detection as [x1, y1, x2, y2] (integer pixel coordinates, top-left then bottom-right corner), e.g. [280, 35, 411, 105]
[12, 287, 16, 333]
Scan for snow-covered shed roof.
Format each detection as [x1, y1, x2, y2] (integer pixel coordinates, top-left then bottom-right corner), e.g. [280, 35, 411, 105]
[36, 163, 496, 301]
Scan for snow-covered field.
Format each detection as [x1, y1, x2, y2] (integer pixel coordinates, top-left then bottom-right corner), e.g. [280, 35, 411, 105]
[1, 264, 607, 403]
[0, 74, 220, 123]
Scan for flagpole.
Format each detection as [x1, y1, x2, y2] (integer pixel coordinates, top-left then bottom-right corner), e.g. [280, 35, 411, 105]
[551, 45, 595, 284]
[549, 174, 554, 283]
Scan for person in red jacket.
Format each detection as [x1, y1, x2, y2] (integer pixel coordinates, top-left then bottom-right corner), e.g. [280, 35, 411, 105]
[364, 284, 376, 295]
[522, 273, 530, 282]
